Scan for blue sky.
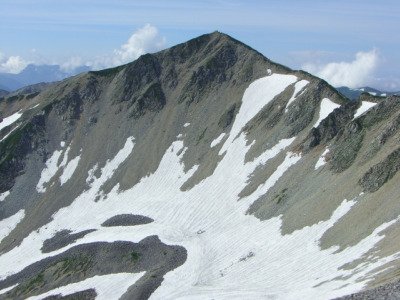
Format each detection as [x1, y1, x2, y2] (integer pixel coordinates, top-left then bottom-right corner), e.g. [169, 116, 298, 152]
[1, 0, 399, 90]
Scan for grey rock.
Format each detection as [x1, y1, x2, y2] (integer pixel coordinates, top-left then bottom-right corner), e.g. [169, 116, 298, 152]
[101, 214, 154, 227]
[41, 230, 96, 253]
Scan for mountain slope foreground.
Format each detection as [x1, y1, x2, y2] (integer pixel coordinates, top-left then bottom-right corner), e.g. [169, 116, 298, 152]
[1, 32, 400, 299]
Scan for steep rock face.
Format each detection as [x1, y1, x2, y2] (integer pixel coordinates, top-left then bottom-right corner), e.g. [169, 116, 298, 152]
[0, 32, 400, 299]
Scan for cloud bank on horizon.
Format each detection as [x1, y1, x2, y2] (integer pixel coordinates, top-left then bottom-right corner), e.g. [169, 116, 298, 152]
[303, 50, 379, 88]
[0, 52, 28, 74]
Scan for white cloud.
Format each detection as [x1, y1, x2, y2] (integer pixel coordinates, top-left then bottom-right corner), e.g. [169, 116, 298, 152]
[113, 24, 166, 65]
[89, 24, 166, 70]
[302, 49, 378, 88]
[60, 56, 85, 72]
[0, 53, 28, 74]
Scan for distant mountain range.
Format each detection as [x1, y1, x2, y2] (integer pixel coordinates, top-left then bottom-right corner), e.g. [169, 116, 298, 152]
[0, 64, 90, 92]
[337, 86, 399, 100]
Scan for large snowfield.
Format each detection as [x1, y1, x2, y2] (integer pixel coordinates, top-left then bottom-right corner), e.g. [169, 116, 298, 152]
[1, 73, 399, 299]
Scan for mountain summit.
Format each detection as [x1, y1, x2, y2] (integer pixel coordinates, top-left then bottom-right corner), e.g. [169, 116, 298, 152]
[0, 32, 400, 299]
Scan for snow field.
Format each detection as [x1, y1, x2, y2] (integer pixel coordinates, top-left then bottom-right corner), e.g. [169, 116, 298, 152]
[0, 74, 398, 299]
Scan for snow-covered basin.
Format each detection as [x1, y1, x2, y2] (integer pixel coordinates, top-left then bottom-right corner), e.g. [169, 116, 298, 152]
[0, 74, 398, 299]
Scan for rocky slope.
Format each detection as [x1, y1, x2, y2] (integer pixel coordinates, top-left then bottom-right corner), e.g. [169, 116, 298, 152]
[0, 32, 400, 299]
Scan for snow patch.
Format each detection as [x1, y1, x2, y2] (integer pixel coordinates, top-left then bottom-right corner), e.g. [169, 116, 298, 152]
[285, 80, 309, 112]
[36, 149, 64, 193]
[354, 101, 377, 119]
[315, 148, 330, 170]
[313, 98, 341, 128]
[210, 133, 226, 148]
[27, 272, 145, 300]
[28, 104, 40, 110]
[0, 210, 25, 243]
[0, 190, 10, 202]
[59, 146, 71, 168]
[220, 73, 297, 154]
[0, 110, 22, 132]
[86, 164, 99, 185]
[87, 137, 134, 191]
[36, 144, 83, 192]
[0, 284, 18, 296]
[0, 125, 20, 143]
[60, 153, 81, 186]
